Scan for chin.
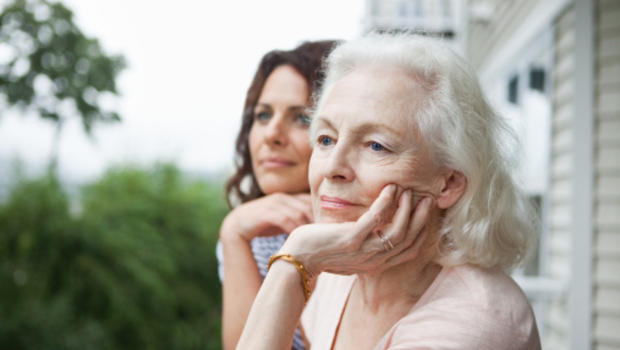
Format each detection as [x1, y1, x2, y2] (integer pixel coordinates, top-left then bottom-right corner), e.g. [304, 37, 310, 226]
[315, 209, 363, 224]
[259, 178, 308, 194]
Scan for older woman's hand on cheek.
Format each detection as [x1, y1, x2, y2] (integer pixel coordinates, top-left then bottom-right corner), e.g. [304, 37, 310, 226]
[278, 184, 434, 278]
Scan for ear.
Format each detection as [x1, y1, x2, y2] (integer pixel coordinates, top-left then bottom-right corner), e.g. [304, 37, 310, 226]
[436, 170, 467, 209]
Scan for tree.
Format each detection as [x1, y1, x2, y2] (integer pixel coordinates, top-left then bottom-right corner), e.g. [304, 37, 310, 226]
[0, 164, 227, 349]
[0, 0, 125, 162]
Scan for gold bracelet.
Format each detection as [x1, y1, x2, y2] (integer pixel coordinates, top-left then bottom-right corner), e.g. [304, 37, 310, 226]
[267, 253, 312, 302]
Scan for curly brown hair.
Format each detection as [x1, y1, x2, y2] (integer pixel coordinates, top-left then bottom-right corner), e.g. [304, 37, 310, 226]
[224, 40, 339, 208]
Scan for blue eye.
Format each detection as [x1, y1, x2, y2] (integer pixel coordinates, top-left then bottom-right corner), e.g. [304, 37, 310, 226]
[370, 142, 385, 151]
[296, 113, 311, 126]
[318, 135, 333, 146]
[255, 111, 270, 122]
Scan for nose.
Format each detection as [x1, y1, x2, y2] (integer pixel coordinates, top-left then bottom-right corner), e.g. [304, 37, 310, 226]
[263, 114, 288, 147]
[323, 142, 355, 182]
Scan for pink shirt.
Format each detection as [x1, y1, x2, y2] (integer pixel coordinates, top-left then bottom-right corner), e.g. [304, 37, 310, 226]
[301, 264, 541, 350]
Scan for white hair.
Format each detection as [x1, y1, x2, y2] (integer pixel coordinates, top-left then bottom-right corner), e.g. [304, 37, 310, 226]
[312, 33, 536, 270]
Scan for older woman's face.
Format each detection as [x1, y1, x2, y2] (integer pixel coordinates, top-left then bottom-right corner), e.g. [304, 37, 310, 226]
[309, 65, 441, 223]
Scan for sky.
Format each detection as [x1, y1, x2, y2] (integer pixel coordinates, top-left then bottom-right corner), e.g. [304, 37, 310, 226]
[0, 0, 365, 183]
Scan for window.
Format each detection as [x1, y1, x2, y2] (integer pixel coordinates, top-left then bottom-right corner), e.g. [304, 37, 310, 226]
[508, 75, 519, 104]
[482, 28, 561, 341]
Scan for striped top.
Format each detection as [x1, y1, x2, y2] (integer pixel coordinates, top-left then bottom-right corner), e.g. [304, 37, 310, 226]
[216, 234, 306, 350]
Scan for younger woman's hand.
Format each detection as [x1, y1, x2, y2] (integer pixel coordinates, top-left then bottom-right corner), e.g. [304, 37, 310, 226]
[279, 185, 433, 277]
[219, 193, 312, 242]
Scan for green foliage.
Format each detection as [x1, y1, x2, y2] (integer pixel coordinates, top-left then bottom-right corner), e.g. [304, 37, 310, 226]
[0, 0, 125, 132]
[0, 164, 228, 349]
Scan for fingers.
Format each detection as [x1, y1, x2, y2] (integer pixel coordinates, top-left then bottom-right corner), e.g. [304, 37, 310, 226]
[384, 227, 429, 266]
[405, 197, 433, 248]
[385, 197, 433, 265]
[253, 193, 313, 235]
[385, 195, 430, 252]
[359, 195, 432, 266]
[380, 190, 413, 246]
[283, 195, 313, 222]
[273, 205, 311, 233]
[293, 193, 311, 202]
[354, 184, 397, 237]
[362, 189, 416, 256]
[280, 189, 434, 277]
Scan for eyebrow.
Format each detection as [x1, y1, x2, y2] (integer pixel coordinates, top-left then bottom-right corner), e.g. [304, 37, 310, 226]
[352, 122, 401, 138]
[314, 116, 336, 130]
[314, 116, 401, 137]
[255, 103, 308, 112]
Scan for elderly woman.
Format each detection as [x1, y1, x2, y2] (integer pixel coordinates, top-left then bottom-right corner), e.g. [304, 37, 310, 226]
[237, 34, 541, 350]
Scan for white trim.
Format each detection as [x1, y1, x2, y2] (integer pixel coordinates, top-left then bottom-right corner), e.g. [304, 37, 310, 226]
[570, 0, 595, 349]
[478, 0, 570, 86]
[513, 276, 566, 300]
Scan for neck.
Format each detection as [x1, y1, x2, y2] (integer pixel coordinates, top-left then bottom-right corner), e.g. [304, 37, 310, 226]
[355, 258, 441, 312]
[354, 223, 443, 313]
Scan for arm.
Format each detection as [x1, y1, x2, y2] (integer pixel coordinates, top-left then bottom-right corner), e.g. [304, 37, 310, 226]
[236, 260, 307, 350]
[220, 222, 263, 350]
[237, 186, 434, 349]
[219, 194, 312, 350]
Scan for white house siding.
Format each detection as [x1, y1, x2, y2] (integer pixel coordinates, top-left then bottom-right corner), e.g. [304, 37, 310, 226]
[464, 0, 620, 348]
[547, 5, 576, 350]
[465, 1, 575, 349]
[594, 0, 620, 348]
[466, 1, 578, 349]
[466, 0, 540, 70]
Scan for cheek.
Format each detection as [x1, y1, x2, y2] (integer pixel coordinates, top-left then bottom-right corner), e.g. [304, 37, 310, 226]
[248, 125, 260, 161]
[308, 151, 329, 218]
[308, 151, 322, 193]
[358, 172, 391, 203]
[291, 129, 312, 158]
[359, 161, 432, 200]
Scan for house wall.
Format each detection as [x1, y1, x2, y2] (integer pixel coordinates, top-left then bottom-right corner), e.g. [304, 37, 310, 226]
[593, 0, 620, 348]
[548, 4, 575, 350]
[467, 0, 541, 70]
[466, 1, 577, 349]
[459, 0, 620, 348]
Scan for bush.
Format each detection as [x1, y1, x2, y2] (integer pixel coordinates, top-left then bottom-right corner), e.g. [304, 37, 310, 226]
[0, 164, 227, 349]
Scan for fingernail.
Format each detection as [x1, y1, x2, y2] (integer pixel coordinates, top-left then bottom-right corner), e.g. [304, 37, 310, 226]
[387, 184, 396, 194]
[401, 190, 411, 203]
[397, 191, 408, 207]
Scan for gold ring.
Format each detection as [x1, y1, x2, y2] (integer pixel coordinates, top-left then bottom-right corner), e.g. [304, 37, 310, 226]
[376, 230, 394, 251]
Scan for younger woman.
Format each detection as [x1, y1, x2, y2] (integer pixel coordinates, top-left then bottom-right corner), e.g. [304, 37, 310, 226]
[217, 40, 337, 350]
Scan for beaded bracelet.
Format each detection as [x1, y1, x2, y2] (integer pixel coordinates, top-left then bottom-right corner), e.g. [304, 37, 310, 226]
[267, 253, 312, 302]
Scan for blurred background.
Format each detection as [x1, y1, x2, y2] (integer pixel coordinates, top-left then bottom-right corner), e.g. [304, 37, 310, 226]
[0, 0, 617, 349]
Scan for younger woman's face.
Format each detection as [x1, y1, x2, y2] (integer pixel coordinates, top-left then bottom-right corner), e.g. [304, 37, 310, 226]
[249, 64, 313, 195]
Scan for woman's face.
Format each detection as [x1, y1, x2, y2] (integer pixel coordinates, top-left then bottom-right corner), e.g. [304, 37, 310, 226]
[249, 64, 312, 195]
[309, 65, 442, 223]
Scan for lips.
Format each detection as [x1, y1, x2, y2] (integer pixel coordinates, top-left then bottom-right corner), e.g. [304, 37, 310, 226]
[260, 157, 296, 169]
[320, 195, 357, 209]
